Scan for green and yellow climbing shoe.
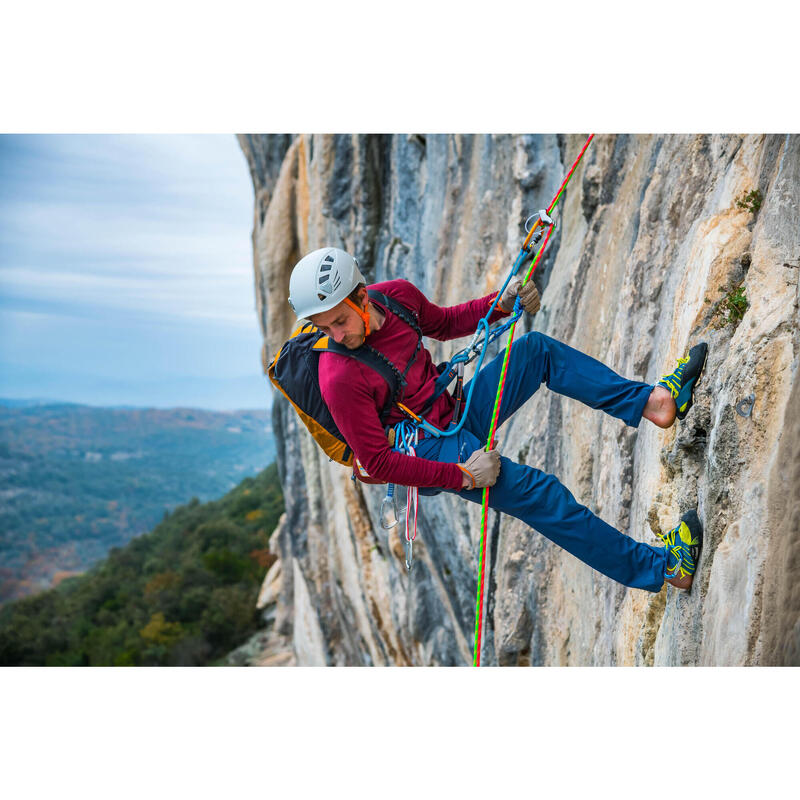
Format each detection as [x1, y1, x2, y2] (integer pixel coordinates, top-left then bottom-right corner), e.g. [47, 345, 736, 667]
[660, 510, 703, 589]
[658, 342, 708, 420]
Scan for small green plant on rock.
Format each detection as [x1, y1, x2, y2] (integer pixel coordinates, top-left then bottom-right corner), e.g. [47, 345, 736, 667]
[735, 189, 763, 214]
[710, 282, 749, 330]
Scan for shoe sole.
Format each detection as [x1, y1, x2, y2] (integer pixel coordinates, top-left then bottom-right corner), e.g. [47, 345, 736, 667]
[681, 509, 703, 570]
[675, 342, 709, 420]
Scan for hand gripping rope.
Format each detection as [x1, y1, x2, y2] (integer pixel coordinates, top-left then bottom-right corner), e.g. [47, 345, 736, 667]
[472, 134, 594, 665]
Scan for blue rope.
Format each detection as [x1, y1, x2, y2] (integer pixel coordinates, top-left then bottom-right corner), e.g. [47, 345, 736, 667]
[403, 244, 530, 441]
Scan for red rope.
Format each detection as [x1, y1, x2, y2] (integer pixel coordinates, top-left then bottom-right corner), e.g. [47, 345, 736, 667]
[472, 135, 594, 666]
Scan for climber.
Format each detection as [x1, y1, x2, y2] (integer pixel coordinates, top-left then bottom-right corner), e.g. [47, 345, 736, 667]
[286, 247, 706, 593]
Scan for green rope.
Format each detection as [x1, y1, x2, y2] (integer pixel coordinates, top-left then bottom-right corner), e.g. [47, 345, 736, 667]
[472, 135, 594, 666]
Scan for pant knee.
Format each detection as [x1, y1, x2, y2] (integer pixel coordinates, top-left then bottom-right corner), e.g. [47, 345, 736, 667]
[521, 330, 544, 349]
[520, 330, 554, 359]
[516, 331, 550, 383]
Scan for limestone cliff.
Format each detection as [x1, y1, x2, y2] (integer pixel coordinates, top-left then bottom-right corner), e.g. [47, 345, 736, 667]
[237, 134, 800, 666]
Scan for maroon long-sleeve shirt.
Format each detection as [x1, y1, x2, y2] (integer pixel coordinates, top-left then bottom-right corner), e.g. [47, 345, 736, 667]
[318, 279, 509, 489]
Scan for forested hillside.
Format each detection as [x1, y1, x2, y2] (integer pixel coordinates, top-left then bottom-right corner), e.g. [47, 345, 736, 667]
[0, 401, 275, 603]
[0, 462, 283, 666]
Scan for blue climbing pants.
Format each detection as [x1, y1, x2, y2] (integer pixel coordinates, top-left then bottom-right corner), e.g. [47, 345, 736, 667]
[415, 332, 668, 592]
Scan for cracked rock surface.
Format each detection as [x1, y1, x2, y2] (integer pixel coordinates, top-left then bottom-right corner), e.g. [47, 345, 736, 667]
[237, 134, 800, 666]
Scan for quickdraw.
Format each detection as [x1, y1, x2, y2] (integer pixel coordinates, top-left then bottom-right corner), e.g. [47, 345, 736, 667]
[379, 420, 421, 570]
[402, 429, 420, 570]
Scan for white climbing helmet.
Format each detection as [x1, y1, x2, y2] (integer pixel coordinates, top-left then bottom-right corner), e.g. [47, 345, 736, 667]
[288, 247, 367, 321]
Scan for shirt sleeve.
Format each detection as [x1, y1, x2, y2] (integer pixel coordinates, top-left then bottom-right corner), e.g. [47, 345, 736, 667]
[321, 360, 464, 490]
[395, 279, 510, 341]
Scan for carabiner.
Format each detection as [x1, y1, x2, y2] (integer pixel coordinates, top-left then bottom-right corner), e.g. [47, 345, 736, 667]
[380, 483, 398, 529]
[380, 484, 407, 529]
[380, 495, 399, 529]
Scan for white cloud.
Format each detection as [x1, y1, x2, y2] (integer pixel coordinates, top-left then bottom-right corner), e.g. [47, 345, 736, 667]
[0, 134, 267, 406]
[1, 265, 256, 327]
[1, 134, 260, 328]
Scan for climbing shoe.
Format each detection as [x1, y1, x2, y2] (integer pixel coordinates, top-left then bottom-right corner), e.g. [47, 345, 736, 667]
[657, 342, 708, 420]
[660, 510, 703, 588]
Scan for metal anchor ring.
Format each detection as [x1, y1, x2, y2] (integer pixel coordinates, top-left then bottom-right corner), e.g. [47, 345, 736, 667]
[735, 393, 755, 417]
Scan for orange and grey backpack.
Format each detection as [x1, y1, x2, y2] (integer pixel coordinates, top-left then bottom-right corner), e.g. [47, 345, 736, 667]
[267, 289, 424, 475]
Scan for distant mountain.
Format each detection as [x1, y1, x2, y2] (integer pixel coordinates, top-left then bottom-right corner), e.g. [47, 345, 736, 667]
[0, 398, 77, 408]
[0, 402, 275, 604]
[0, 363, 273, 411]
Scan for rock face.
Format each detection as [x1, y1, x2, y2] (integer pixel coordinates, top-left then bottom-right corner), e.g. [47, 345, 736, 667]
[237, 134, 800, 666]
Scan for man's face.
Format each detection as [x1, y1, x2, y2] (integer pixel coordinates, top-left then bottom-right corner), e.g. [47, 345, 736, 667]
[309, 293, 366, 350]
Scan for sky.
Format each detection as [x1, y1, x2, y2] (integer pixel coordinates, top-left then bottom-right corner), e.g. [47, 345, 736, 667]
[0, 134, 270, 411]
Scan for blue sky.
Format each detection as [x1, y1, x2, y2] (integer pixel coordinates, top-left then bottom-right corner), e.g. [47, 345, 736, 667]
[0, 134, 271, 410]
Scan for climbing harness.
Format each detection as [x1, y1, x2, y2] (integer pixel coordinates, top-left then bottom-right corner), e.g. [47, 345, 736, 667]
[378, 223, 545, 569]
[379, 209, 552, 565]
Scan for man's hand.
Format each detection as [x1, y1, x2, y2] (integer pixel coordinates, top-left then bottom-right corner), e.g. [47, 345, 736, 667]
[498, 277, 541, 315]
[458, 447, 501, 489]
[518, 280, 541, 314]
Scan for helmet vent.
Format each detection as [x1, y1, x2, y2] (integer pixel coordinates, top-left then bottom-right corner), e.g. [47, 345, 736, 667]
[316, 253, 338, 296]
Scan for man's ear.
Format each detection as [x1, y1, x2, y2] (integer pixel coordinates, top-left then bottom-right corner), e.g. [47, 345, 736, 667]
[358, 287, 368, 308]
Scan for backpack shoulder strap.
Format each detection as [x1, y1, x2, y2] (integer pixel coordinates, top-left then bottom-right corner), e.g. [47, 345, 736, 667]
[367, 289, 422, 338]
[367, 289, 424, 386]
[318, 337, 404, 424]
[319, 289, 424, 423]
